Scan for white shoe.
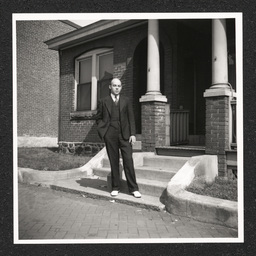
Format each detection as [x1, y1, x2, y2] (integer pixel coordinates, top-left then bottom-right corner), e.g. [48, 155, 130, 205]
[110, 190, 119, 197]
[132, 191, 141, 198]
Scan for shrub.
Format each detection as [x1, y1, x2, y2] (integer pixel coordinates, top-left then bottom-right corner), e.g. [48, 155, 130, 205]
[186, 176, 237, 201]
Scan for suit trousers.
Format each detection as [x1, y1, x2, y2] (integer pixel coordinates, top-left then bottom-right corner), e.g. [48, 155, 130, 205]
[104, 125, 139, 193]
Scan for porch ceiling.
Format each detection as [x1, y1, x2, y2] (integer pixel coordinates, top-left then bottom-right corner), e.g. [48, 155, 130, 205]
[177, 19, 212, 36]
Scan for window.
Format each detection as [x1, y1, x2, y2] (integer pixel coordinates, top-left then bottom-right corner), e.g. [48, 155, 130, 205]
[75, 49, 113, 112]
[77, 57, 92, 111]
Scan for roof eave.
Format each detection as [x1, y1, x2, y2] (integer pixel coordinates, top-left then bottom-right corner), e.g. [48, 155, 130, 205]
[45, 19, 147, 51]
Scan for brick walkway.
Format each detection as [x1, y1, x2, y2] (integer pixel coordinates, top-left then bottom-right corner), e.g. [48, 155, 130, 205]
[18, 183, 238, 240]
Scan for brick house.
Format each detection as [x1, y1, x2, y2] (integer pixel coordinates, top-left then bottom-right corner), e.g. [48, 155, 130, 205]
[17, 20, 79, 147]
[45, 19, 238, 177]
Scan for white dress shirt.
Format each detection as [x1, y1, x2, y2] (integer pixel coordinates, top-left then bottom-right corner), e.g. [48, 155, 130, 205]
[111, 94, 120, 103]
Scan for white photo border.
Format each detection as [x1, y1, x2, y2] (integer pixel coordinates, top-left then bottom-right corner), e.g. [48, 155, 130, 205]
[13, 12, 243, 244]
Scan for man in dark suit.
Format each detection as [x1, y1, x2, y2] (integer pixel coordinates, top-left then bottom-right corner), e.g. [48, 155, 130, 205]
[96, 78, 141, 198]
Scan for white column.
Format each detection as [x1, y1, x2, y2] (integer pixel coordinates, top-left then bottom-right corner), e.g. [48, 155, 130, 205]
[147, 19, 161, 95]
[140, 20, 167, 103]
[204, 19, 236, 152]
[91, 54, 97, 110]
[211, 19, 229, 89]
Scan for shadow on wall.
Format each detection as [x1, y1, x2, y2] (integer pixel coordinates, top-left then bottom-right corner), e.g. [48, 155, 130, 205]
[82, 122, 103, 144]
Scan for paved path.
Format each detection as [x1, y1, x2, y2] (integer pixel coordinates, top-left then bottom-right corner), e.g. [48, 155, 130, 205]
[18, 183, 238, 240]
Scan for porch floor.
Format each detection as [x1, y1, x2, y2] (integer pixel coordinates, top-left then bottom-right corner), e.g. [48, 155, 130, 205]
[155, 145, 205, 157]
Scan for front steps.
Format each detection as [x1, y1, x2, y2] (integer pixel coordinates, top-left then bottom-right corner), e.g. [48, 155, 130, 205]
[155, 146, 205, 157]
[93, 154, 190, 198]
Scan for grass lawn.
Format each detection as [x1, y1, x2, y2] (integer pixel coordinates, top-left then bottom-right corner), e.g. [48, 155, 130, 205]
[18, 147, 93, 171]
[186, 176, 237, 202]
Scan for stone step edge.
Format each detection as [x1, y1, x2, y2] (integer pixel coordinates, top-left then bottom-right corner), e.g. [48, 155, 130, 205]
[95, 170, 170, 188]
[94, 166, 179, 175]
[143, 155, 191, 160]
[34, 181, 165, 212]
[103, 155, 190, 162]
[115, 176, 169, 188]
[165, 155, 238, 229]
[156, 146, 205, 151]
[94, 175, 169, 192]
[135, 166, 179, 174]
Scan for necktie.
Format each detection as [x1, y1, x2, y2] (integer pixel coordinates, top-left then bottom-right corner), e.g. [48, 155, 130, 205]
[114, 95, 118, 105]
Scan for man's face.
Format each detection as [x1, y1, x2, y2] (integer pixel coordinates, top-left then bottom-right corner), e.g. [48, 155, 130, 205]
[109, 79, 122, 95]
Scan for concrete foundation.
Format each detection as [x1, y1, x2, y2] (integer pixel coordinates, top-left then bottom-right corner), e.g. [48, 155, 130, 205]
[18, 136, 58, 148]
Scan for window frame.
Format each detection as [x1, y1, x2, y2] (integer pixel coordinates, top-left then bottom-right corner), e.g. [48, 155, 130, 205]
[74, 48, 113, 113]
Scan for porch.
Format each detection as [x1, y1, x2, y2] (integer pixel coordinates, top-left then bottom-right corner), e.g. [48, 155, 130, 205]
[137, 19, 237, 178]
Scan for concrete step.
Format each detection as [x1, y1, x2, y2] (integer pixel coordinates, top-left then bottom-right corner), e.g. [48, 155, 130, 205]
[102, 158, 111, 168]
[102, 154, 189, 169]
[93, 167, 169, 197]
[133, 166, 177, 181]
[94, 166, 177, 182]
[40, 177, 165, 211]
[93, 167, 111, 178]
[106, 175, 168, 198]
[95, 154, 190, 198]
[155, 146, 205, 157]
[143, 155, 189, 170]
[133, 141, 142, 151]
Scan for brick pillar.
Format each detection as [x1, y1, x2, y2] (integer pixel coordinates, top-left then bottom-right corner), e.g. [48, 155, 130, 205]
[204, 89, 235, 177]
[139, 19, 168, 151]
[141, 101, 166, 151]
[204, 19, 236, 177]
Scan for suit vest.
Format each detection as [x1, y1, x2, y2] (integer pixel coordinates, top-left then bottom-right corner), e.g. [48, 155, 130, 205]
[110, 100, 120, 129]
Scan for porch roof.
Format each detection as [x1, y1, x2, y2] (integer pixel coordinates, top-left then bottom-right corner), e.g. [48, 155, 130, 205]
[45, 19, 147, 51]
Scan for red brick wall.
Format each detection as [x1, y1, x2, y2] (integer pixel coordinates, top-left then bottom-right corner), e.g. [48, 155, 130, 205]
[141, 102, 166, 151]
[205, 97, 230, 154]
[205, 96, 230, 176]
[58, 22, 179, 144]
[17, 20, 75, 137]
[59, 24, 148, 143]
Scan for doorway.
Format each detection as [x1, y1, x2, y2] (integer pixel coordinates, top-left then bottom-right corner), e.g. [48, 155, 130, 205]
[133, 38, 165, 134]
[177, 20, 212, 145]
[133, 38, 147, 134]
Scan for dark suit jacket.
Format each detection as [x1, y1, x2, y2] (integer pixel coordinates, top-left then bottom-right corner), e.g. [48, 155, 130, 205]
[95, 95, 136, 140]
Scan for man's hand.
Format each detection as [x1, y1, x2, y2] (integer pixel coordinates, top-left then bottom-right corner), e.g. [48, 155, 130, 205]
[129, 135, 136, 145]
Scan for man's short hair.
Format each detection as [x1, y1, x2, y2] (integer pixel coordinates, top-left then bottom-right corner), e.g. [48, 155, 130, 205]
[111, 78, 122, 86]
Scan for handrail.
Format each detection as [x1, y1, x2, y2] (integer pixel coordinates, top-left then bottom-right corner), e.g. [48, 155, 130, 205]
[169, 109, 189, 145]
[230, 98, 237, 149]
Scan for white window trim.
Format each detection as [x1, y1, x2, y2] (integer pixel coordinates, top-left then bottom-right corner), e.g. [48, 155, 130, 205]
[74, 48, 113, 112]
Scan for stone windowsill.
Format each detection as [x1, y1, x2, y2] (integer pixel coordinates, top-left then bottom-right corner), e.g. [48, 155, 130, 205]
[70, 110, 97, 120]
